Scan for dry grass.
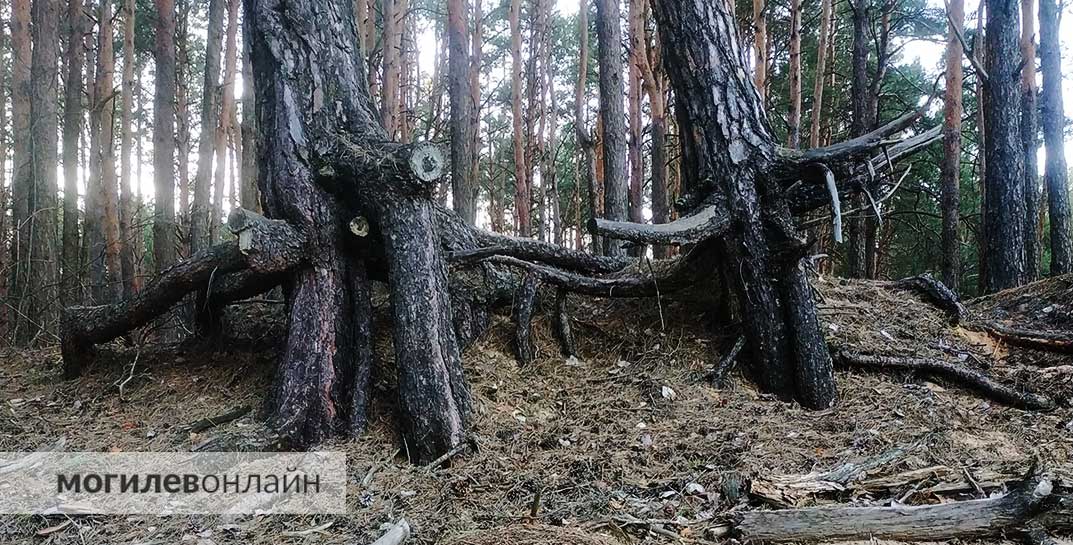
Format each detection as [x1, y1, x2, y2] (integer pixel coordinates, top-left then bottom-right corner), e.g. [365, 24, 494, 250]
[0, 276, 1069, 544]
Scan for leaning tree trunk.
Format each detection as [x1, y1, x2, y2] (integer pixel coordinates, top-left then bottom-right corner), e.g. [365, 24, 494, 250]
[245, 0, 469, 461]
[650, 0, 837, 408]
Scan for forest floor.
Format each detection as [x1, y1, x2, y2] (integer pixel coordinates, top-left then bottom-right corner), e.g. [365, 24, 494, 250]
[0, 274, 1070, 544]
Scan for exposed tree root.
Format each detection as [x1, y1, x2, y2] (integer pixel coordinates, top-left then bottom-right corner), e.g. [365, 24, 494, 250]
[973, 321, 1073, 354]
[552, 290, 577, 357]
[738, 468, 1071, 542]
[61, 208, 305, 378]
[882, 273, 967, 323]
[709, 336, 745, 387]
[835, 349, 1054, 410]
[512, 273, 540, 366]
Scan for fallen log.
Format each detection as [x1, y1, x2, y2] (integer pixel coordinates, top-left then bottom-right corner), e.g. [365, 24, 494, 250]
[750, 442, 922, 507]
[738, 470, 1069, 542]
[835, 350, 1054, 411]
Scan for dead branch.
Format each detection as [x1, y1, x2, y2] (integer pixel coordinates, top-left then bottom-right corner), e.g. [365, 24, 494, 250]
[740, 469, 1068, 542]
[779, 103, 930, 165]
[588, 204, 731, 246]
[481, 255, 689, 298]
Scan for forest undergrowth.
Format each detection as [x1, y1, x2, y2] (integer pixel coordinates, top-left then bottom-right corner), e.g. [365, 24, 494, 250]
[0, 274, 1069, 544]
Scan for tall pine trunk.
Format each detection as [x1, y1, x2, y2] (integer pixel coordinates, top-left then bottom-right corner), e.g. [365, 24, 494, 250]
[808, 0, 832, 147]
[211, 0, 240, 240]
[21, 0, 60, 342]
[595, 0, 628, 256]
[575, 0, 597, 253]
[118, 0, 139, 298]
[982, 0, 1026, 292]
[941, 0, 964, 292]
[61, 0, 85, 305]
[190, 0, 225, 253]
[240, 33, 260, 212]
[1039, 0, 1071, 274]
[627, 0, 644, 228]
[152, 0, 178, 273]
[786, 0, 802, 148]
[448, 0, 475, 223]
[845, 0, 869, 278]
[509, 0, 529, 235]
[95, 0, 121, 300]
[1020, 0, 1039, 280]
[752, 0, 766, 100]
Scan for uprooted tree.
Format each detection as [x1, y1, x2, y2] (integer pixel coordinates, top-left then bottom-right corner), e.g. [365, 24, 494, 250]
[57, 0, 1050, 463]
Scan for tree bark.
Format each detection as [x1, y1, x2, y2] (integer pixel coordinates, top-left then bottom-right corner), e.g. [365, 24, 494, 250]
[153, 0, 178, 273]
[190, 0, 225, 253]
[21, 0, 60, 342]
[119, 0, 139, 299]
[627, 0, 644, 228]
[381, 0, 402, 137]
[245, 0, 470, 460]
[509, 0, 530, 236]
[975, 7, 988, 293]
[808, 0, 832, 148]
[846, 0, 870, 278]
[941, 0, 964, 293]
[786, 0, 802, 149]
[1039, 0, 1070, 275]
[982, 0, 1026, 293]
[651, 0, 837, 408]
[240, 33, 260, 212]
[100, 0, 121, 298]
[7, 0, 31, 343]
[636, 1, 671, 257]
[61, 0, 85, 305]
[752, 0, 766, 100]
[595, 0, 628, 256]
[448, 0, 476, 224]
[575, 0, 598, 253]
[212, 0, 240, 240]
[1020, 0, 1039, 281]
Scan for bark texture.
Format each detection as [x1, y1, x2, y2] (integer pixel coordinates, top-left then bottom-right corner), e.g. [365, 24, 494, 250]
[448, 0, 476, 224]
[1020, 0, 1039, 281]
[191, 0, 226, 253]
[595, 0, 628, 256]
[983, 0, 1026, 292]
[1039, 0, 1070, 275]
[153, 0, 178, 273]
[941, 0, 964, 293]
[245, 0, 470, 460]
[61, 0, 85, 305]
[650, 0, 837, 408]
